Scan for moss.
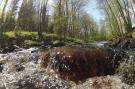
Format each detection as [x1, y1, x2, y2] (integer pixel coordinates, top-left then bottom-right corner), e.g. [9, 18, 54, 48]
[42, 33, 59, 41]
[116, 58, 135, 85]
[24, 40, 41, 46]
[3, 31, 37, 38]
[3, 31, 15, 38]
[20, 32, 37, 37]
[3, 31, 83, 47]
[132, 32, 135, 38]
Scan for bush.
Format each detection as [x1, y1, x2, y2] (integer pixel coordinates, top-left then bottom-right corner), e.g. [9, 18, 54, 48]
[116, 57, 135, 85]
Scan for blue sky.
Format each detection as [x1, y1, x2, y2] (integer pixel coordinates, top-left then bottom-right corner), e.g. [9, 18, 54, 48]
[85, 0, 105, 24]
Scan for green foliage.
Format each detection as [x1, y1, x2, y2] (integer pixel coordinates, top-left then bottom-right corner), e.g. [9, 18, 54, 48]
[87, 28, 110, 41]
[81, 13, 98, 41]
[18, 0, 36, 31]
[117, 58, 135, 85]
[2, 0, 127, 42]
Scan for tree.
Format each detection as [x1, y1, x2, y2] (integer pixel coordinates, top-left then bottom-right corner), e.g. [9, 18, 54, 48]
[18, 0, 36, 31]
[80, 13, 97, 41]
[0, 0, 9, 44]
[53, 0, 89, 40]
[101, 0, 135, 37]
[37, 0, 49, 41]
[3, 0, 20, 32]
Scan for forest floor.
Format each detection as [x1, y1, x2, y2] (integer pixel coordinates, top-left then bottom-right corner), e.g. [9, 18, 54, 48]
[0, 32, 135, 89]
[0, 31, 83, 53]
[0, 47, 135, 89]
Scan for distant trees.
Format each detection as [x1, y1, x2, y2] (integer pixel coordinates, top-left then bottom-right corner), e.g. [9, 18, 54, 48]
[18, 0, 36, 32]
[0, 0, 99, 42]
[0, 0, 9, 44]
[80, 13, 97, 41]
[37, 0, 49, 41]
[53, 0, 97, 41]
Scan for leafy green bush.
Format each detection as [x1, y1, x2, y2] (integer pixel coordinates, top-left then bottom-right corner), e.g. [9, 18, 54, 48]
[116, 58, 135, 85]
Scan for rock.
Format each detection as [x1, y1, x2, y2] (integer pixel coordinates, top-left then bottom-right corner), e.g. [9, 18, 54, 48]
[107, 49, 129, 68]
[108, 37, 135, 49]
[51, 41, 65, 47]
[0, 45, 22, 53]
[40, 47, 119, 83]
[16, 76, 39, 89]
[15, 64, 25, 72]
[0, 63, 3, 72]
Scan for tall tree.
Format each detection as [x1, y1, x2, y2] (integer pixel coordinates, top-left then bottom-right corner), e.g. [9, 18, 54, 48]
[0, 0, 9, 44]
[17, 0, 36, 31]
[53, 0, 89, 40]
[38, 0, 49, 41]
[80, 13, 97, 41]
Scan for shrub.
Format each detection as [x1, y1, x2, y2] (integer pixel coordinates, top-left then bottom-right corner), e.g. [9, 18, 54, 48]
[116, 57, 135, 85]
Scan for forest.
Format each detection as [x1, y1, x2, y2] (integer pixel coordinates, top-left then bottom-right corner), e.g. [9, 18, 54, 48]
[0, 0, 135, 89]
[0, 0, 135, 47]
